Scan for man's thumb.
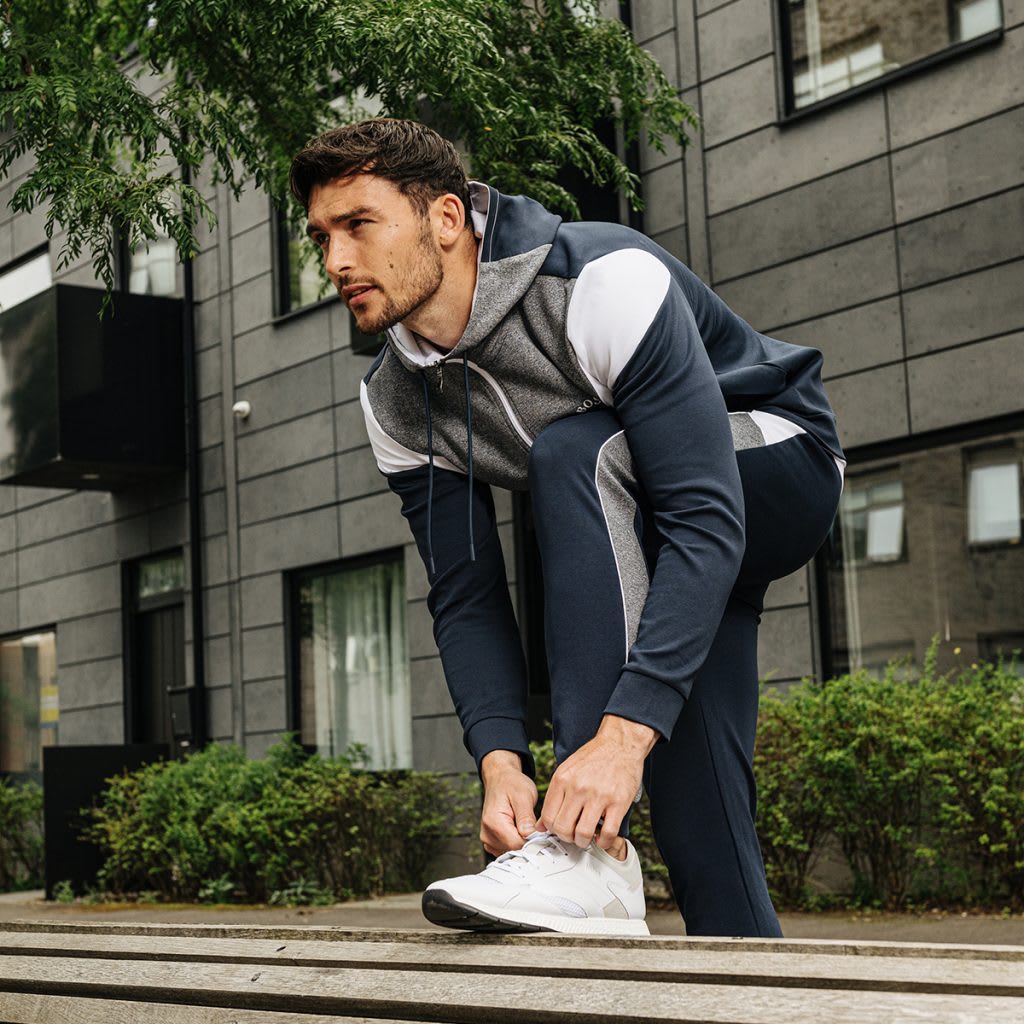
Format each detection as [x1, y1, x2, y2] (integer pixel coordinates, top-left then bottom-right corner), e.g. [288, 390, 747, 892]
[512, 796, 537, 835]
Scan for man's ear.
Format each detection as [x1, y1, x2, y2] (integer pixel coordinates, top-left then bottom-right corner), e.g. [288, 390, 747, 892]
[437, 192, 467, 247]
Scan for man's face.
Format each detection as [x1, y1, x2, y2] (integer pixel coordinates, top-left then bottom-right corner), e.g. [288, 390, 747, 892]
[305, 173, 443, 335]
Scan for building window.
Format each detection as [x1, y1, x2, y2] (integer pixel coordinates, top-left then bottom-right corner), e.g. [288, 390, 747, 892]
[781, 0, 1003, 113]
[290, 552, 411, 770]
[127, 237, 177, 296]
[966, 448, 1021, 545]
[112, 221, 178, 296]
[822, 428, 1024, 678]
[273, 208, 335, 316]
[0, 630, 58, 782]
[839, 476, 906, 565]
[0, 248, 51, 313]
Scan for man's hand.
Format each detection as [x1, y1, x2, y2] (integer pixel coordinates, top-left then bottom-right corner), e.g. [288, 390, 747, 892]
[540, 715, 659, 852]
[479, 750, 539, 857]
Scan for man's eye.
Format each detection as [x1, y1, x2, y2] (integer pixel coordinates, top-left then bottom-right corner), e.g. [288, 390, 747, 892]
[350, 219, 368, 229]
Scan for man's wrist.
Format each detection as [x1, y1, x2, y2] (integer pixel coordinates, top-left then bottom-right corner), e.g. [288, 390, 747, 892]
[597, 713, 660, 757]
[480, 749, 523, 782]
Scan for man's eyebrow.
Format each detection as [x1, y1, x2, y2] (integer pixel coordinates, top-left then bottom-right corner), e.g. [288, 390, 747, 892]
[304, 206, 378, 238]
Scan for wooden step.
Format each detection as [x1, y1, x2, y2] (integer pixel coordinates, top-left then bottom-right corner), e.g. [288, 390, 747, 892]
[1, 920, 1021, 1024]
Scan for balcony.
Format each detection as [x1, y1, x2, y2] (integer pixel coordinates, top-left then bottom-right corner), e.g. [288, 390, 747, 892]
[0, 284, 185, 491]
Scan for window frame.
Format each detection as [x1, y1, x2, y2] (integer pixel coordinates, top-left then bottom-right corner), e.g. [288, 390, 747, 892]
[285, 547, 409, 764]
[815, 413, 1024, 682]
[775, 0, 1005, 123]
[270, 202, 338, 322]
[963, 442, 1023, 549]
[110, 217, 180, 297]
[838, 473, 909, 568]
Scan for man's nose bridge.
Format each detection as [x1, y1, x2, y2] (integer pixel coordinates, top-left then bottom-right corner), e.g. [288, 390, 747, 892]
[326, 233, 353, 275]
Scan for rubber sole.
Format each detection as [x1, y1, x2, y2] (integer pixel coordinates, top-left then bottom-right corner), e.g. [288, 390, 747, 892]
[421, 889, 554, 933]
[421, 888, 650, 936]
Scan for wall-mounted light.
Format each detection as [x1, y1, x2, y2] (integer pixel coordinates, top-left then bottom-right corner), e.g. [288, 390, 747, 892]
[232, 400, 252, 420]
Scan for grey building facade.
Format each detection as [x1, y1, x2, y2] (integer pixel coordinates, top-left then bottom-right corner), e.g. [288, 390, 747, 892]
[1, 1, 1021, 825]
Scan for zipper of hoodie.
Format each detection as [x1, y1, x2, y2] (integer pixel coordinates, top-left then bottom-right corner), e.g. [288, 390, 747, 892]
[430, 356, 533, 449]
[465, 359, 533, 449]
[428, 356, 532, 448]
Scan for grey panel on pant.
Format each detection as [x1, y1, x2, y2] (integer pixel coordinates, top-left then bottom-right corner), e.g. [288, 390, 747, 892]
[595, 431, 650, 659]
[729, 412, 766, 451]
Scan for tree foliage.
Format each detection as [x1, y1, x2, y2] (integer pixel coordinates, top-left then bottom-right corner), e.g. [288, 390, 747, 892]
[0, 0, 697, 294]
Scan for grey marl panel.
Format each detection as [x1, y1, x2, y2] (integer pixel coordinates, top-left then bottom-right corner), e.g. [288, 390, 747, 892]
[595, 431, 650, 657]
[729, 412, 767, 451]
[519, 275, 604, 398]
[471, 310, 601, 442]
[367, 347, 534, 491]
[461, 246, 553, 348]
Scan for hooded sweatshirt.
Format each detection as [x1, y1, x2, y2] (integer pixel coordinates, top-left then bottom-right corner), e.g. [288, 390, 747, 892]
[360, 182, 846, 779]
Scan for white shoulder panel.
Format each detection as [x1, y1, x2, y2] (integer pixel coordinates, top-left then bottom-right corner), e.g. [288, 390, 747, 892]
[565, 248, 672, 404]
[360, 379, 465, 476]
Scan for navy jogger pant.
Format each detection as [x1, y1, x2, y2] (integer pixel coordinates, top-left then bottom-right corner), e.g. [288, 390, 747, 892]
[527, 408, 843, 937]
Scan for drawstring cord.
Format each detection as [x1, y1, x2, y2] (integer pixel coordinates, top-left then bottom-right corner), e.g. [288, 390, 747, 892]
[420, 370, 436, 578]
[464, 352, 476, 563]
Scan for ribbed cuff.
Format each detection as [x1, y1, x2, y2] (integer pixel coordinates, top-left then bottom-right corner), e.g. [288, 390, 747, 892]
[464, 716, 536, 780]
[603, 669, 686, 744]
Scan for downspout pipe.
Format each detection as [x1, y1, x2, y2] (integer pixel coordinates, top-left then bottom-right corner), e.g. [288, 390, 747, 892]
[180, 153, 208, 750]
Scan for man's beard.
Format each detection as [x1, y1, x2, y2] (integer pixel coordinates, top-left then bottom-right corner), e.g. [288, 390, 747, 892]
[351, 220, 444, 336]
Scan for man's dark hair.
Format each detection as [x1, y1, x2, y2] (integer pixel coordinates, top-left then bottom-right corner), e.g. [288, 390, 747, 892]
[289, 118, 472, 219]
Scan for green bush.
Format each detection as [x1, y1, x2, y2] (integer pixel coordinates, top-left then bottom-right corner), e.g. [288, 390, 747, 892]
[0, 777, 44, 891]
[755, 645, 1024, 911]
[85, 734, 466, 904]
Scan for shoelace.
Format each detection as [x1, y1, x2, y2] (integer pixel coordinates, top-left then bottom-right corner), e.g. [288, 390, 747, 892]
[484, 831, 570, 880]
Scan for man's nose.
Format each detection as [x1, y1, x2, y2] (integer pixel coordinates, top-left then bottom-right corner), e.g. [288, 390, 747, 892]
[324, 237, 353, 280]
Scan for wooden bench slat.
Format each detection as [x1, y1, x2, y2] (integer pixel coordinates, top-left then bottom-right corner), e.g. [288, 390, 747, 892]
[0, 992, 418, 1024]
[1, 954, 1023, 1024]
[4, 919, 1022, 961]
[1, 931, 1021, 997]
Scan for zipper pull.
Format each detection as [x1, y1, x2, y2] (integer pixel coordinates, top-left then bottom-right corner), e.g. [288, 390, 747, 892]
[436, 362, 444, 393]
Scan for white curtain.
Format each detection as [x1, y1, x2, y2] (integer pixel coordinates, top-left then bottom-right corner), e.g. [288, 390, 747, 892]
[309, 562, 411, 769]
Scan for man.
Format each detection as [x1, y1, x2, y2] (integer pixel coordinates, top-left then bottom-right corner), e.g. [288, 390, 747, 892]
[290, 118, 845, 937]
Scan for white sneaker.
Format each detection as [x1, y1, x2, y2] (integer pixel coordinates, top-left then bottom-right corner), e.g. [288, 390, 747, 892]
[421, 830, 649, 936]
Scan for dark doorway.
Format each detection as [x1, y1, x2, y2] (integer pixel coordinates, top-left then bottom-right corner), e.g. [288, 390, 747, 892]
[124, 551, 186, 749]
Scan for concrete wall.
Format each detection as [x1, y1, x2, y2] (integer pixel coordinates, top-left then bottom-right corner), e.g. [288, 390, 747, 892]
[1, 2, 1021, 788]
[632, 0, 1023, 686]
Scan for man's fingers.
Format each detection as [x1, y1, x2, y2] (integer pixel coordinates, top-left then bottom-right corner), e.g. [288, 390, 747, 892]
[540, 777, 564, 831]
[595, 808, 625, 851]
[550, 796, 586, 846]
[482, 814, 522, 854]
[574, 805, 604, 849]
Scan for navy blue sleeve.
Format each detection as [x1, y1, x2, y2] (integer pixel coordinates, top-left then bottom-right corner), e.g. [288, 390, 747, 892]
[602, 282, 746, 741]
[385, 465, 536, 779]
